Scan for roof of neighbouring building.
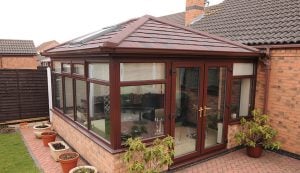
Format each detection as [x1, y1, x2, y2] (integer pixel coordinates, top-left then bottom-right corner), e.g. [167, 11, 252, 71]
[0, 39, 36, 55]
[37, 40, 59, 53]
[159, 0, 300, 45]
[44, 15, 259, 57]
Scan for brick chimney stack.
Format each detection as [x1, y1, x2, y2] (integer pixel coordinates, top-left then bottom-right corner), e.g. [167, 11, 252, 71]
[185, 0, 205, 26]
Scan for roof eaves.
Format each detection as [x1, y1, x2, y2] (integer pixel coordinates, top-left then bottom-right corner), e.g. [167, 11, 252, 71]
[103, 15, 151, 48]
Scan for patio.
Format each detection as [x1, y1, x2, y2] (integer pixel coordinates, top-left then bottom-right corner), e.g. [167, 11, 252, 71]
[175, 149, 300, 173]
[15, 124, 299, 173]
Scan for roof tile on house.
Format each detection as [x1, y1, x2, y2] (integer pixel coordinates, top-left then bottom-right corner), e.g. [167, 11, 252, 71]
[160, 0, 300, 45]
[45, 15, 259, 57]
[0, 39, 36, 55]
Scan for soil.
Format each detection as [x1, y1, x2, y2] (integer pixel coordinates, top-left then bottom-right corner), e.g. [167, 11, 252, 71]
[35, 125, 49, 128]
[0, 125, 16, 134]
[52, 143, 65, 150]
[59, 152, 79, 160]
[74, 168, 95, 173]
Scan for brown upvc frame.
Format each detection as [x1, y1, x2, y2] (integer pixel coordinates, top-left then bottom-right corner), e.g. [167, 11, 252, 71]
[228, 60, 257, 123]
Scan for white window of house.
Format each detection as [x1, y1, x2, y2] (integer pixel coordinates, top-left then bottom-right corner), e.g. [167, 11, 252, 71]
[120, 63, 165, 81]
[230, 63, 255, 120]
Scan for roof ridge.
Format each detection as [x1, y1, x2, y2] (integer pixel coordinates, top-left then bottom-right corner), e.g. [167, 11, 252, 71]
[147, 15, 259, 53]
[103, 15, 151, 47]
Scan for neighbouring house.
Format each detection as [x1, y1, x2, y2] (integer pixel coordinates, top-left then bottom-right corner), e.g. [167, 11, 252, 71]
[160, 0, 300, 156]
[43, 14, 262, 172]
[36, 40, 59, 67]
[0, 39, 37, 69]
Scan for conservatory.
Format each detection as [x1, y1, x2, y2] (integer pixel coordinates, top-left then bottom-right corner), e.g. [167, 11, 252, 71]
[44, 15, 261, 172]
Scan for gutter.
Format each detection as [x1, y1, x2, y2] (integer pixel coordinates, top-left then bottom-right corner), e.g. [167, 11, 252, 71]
[259, 47, 271, 114]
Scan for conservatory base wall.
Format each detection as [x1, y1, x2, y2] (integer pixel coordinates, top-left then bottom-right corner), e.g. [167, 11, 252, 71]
[51, 111, 126, 173]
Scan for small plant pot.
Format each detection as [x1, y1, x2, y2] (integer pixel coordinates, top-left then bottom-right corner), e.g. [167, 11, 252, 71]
[48, 141, 70, 161]
[33, 124, 51, 138]
[59, 152, 80, 173]
[246, 145, 263, 158]
[69, 165, 97, 173]
[41, 131, 57, 147]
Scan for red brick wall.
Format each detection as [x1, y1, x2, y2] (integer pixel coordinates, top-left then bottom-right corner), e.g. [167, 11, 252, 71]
[267, 48, 300, 154]
[185, 0, 205, 26]
[0, 56, 37, 69]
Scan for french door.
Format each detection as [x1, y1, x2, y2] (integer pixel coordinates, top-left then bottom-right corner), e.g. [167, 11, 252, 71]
[171, 62, 230, 163]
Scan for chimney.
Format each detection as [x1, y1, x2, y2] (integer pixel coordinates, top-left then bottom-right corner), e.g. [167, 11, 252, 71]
[185, 0, 205, 26]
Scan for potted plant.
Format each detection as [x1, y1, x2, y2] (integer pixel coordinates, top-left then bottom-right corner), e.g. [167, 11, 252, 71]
[41, 131, 57, 147]
[48, 141, 70, 161]
[123, 135, 174, 173]
[59, 152, 80, 173]
[33, 123, 51, 138]
[235, 109, 280, 158]
[69, 165, 97, 173]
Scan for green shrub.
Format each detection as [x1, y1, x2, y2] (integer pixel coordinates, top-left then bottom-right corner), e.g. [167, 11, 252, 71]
[123, 136, 174, 173]
[235, 109, 280, 150]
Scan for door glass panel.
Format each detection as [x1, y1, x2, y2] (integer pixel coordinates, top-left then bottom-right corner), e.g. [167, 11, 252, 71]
[174, 67, 199, 157]
[205, 67, 227, 148]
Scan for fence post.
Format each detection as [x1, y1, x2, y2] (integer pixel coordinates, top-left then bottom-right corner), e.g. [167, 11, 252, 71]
[47, 67, 53, 122]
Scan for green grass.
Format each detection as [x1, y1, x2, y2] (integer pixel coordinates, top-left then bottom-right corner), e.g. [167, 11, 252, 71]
[0, 132, 40, 173]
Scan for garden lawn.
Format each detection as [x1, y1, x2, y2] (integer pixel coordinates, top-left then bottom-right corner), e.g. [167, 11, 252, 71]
[0, 132, 40, 173]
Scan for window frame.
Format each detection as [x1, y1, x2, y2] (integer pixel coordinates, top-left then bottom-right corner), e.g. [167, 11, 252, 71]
[229, 62, 256, 123]
[118, 62, 168, 147]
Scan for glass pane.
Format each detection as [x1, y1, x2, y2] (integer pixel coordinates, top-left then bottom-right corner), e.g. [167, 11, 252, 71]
[233, 63, 254, 76]
[62, 64, 71, 73]
[205, 67, 227, 148]
[89, 63, 109, 81]
[120, 63, 165, 81]
[74, 64, 85, 75]
[231, 78, 253, 119]
[174, 68, 199, 157]
[54, 75, 63, 109]
[53, 61, 61, 73]
[89, 83, 110, 142]
[120, 84, 165, 143]
[64, 77, 74, 120]
[75, 80, 87, 127]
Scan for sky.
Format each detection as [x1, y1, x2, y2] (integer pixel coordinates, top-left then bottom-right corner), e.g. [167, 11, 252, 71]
[0, 0, 224, 46]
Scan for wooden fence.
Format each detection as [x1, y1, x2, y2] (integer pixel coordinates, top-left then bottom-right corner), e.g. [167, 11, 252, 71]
[0, 69, 49, 122]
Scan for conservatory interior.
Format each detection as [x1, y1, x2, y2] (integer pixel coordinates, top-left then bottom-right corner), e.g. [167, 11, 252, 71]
[44, 15, 262, 170]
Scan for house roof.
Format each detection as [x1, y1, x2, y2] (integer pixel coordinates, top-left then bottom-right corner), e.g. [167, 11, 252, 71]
[159, 0, 300, 45]
[37, 40, 59, 53]
[0, 39, 36, 56]
[45, 15, 259, 57]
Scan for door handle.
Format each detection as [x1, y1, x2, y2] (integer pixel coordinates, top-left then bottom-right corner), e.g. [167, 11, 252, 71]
[198, 107, 204, 118]
[204, 106, 212, 117]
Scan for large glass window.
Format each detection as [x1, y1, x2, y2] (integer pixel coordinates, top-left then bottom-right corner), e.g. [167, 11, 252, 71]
[75, 80, 87, 127]
[89, 63, 109, 81]
[62, 63, 71, 73]
[74, 64, 85, 75]
[120, 63, 165, 81]
[231, 63, 255, 120]
[54, 75, 63, 109]
[89, 83, 110, 142]
[64, 77, 74, 120]
[53, 61, 61, 73]
[120, 84, 165, 143]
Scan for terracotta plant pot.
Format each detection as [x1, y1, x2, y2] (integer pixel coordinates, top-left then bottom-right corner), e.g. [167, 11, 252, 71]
[246, 145, 263, 158]
[33, 124, 51, 138]
[41, 131, 57, 147]
[69, 165, 97, 173]
[59, 152, 80, 173]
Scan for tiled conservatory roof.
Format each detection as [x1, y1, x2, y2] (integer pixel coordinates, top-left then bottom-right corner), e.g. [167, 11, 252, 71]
[45, 15, 260, 56]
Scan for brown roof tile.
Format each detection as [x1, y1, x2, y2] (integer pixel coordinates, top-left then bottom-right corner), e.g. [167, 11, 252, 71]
[45, 15, 259, 57]
[0, 39, 36, 55]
